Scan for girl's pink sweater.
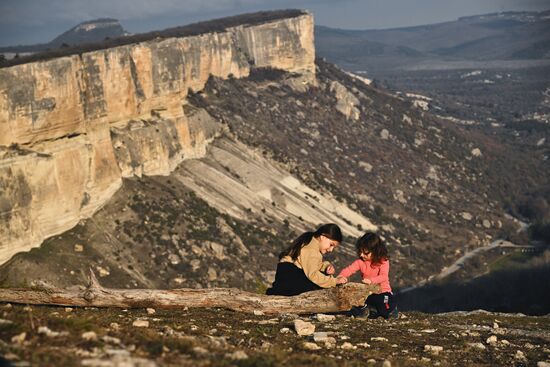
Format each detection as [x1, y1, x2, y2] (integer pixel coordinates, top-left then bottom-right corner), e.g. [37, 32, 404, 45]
[338, 259, 392, 293]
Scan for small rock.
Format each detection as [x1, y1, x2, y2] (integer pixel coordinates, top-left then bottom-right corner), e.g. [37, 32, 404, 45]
[424, 345, 443, 355]
[313, 332, 331, 342]
[132, 320, 149, 328]
[486, 335, 498, 346]
[280, 327, 291, 334]
[74, 244, 84, 252]
[461, 212, 473, 221]
[315, 314, 336, 322]
[253, 310, 265, 316]
[471, 148, 482, 157]
[371, 337, 388, 342]
[109, 322, 120, 331]
[367, 359, 376, 364]
[11, 332, 26, 344]
[500, 340, 510, 346]
[228, 350, 248, 360]
[146, 308, 156, 315]
[38, 326, 68, 337]
[65, 307, 73, 312]
[493, 322, 499, 329]
[340, 342, 356, 350]
[537, 362, 550, 367]
[380, 129, 390, 140]
[294, 319, 315, 336]
[515, 350, 527, 362]
[81, 331, 97, 341]
[96, 266, 110, 277]
[467, 342, 486, 350]
[421, 329, 436, 333]
[357, 342, 371, 348]
[382, 360, 392, 367]
[483, 220, 492, 228]
[302, 342, 321, 351]
[193, 347, 209, 356]
[101, 336, 121, 345]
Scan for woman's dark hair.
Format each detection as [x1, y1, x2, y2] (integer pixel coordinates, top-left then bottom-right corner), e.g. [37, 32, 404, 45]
[279, 223, 342, 260]
[356, 232, 388, 265]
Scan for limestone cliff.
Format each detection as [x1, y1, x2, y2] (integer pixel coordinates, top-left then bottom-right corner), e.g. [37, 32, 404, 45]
[0, 12, 315, 264]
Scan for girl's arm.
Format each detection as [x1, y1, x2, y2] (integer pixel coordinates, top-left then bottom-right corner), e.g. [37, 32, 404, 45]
[369, 261, 390, 284]
[338, 260, 362, 278]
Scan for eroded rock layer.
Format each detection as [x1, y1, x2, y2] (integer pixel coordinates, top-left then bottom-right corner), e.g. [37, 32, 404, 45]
[0, 13, 315, 263]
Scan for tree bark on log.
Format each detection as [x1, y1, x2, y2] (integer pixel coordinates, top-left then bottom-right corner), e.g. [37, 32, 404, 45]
[0, 271, 378, 315]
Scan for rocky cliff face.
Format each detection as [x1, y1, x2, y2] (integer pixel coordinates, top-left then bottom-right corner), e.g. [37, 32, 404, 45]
[0, 12, 315, 264]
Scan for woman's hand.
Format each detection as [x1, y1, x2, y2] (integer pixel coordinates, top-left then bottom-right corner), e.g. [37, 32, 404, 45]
[362, 278, 372, 284]
[336, 276, 348, 285]
[326, 264, 335, 275]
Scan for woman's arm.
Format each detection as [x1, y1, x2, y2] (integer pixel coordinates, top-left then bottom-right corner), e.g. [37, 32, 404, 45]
[299, 249, 337, 288]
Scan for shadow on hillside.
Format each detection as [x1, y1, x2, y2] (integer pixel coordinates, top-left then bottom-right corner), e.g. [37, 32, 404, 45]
[398, 264, 550, 316]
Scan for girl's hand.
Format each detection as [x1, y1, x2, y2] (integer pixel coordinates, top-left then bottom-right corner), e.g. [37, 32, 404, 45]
[362, 278, 372, 284]
[336, 276, 348, 285]
[326, 264, 335, 275]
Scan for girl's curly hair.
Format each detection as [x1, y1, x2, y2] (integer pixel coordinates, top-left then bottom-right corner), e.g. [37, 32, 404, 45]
[355, 232, 388, 265]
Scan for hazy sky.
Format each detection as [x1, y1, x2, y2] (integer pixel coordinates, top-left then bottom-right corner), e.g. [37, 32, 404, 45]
[1, 0, 549, 47]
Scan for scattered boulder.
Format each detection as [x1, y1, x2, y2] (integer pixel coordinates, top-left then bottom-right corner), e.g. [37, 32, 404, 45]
[228, 351, 248, 360]
[302, 342, 321, 351]
[294, 319, 315, 336]
[486, 335, 498, 346]
[471, 148, 482, 157]
[132, 320, 150, 328]
[81, 331, 97, 341]
[315, 314, 336, 322]
[424, 345, 443, 355]
[341, 342, 356, 350]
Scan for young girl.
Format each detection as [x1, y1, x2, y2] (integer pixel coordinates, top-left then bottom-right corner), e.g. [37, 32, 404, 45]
[266, 223, 348, 296]
[338, 232, 398, 319]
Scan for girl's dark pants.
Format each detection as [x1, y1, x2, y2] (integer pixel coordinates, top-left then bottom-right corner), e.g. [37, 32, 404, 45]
[366, 292, 396, 319]
[266, 262, 322, 296]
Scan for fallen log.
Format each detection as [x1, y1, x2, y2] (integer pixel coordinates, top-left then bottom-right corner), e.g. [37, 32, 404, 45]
[0, 271, 378, 314]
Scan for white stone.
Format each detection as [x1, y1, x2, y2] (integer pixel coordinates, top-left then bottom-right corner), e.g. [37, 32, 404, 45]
[81, 331, 97, 341]
[493, 322, 499, 329]
[471, 148, 482, 157]
[424, 345, 443, 355]
[302, 342, 321, 350]
[280, 327, 291, 334]
[371, 337, 388, 342]
[229, 351, 248, 360]
[461, 212, 473, 221]
[294, 319, 315, 336]
[11, 332, 26, 344]
[146, 308, 156, 315]
[468, 342, 486, 350]
[359, 161, 373, 173]
[382, 360, 392, 367]
[253, 310, 265, 316]
[207, 267, 217, 281]
[315, 314, 336, 322]
[515, 350, 527, 361]
[483, 220, 491, 228]
[74, 244, 84, 252]
[486, 335, 498, 345]
[133, 320, 149, 328]
[313, 332, 331, 342]
[340, 342, 356, 350]
[380, 129, 390, 140]
[96, 266, 110, 277]
[38, 326, 68, 337]
[537, 362, 550, 367]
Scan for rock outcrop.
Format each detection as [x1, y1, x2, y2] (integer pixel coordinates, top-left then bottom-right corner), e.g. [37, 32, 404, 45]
[0, 11, 315, 264]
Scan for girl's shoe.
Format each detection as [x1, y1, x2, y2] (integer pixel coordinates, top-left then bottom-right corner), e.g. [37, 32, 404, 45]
[349, 305, 370, 318]
[388, 306, 399, 320]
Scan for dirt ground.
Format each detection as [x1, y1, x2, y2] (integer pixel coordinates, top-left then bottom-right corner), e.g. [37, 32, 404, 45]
[0, 303, 548, 366]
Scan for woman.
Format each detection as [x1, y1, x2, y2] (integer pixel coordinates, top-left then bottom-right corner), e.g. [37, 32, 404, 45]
[266, 223, 348, 296]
